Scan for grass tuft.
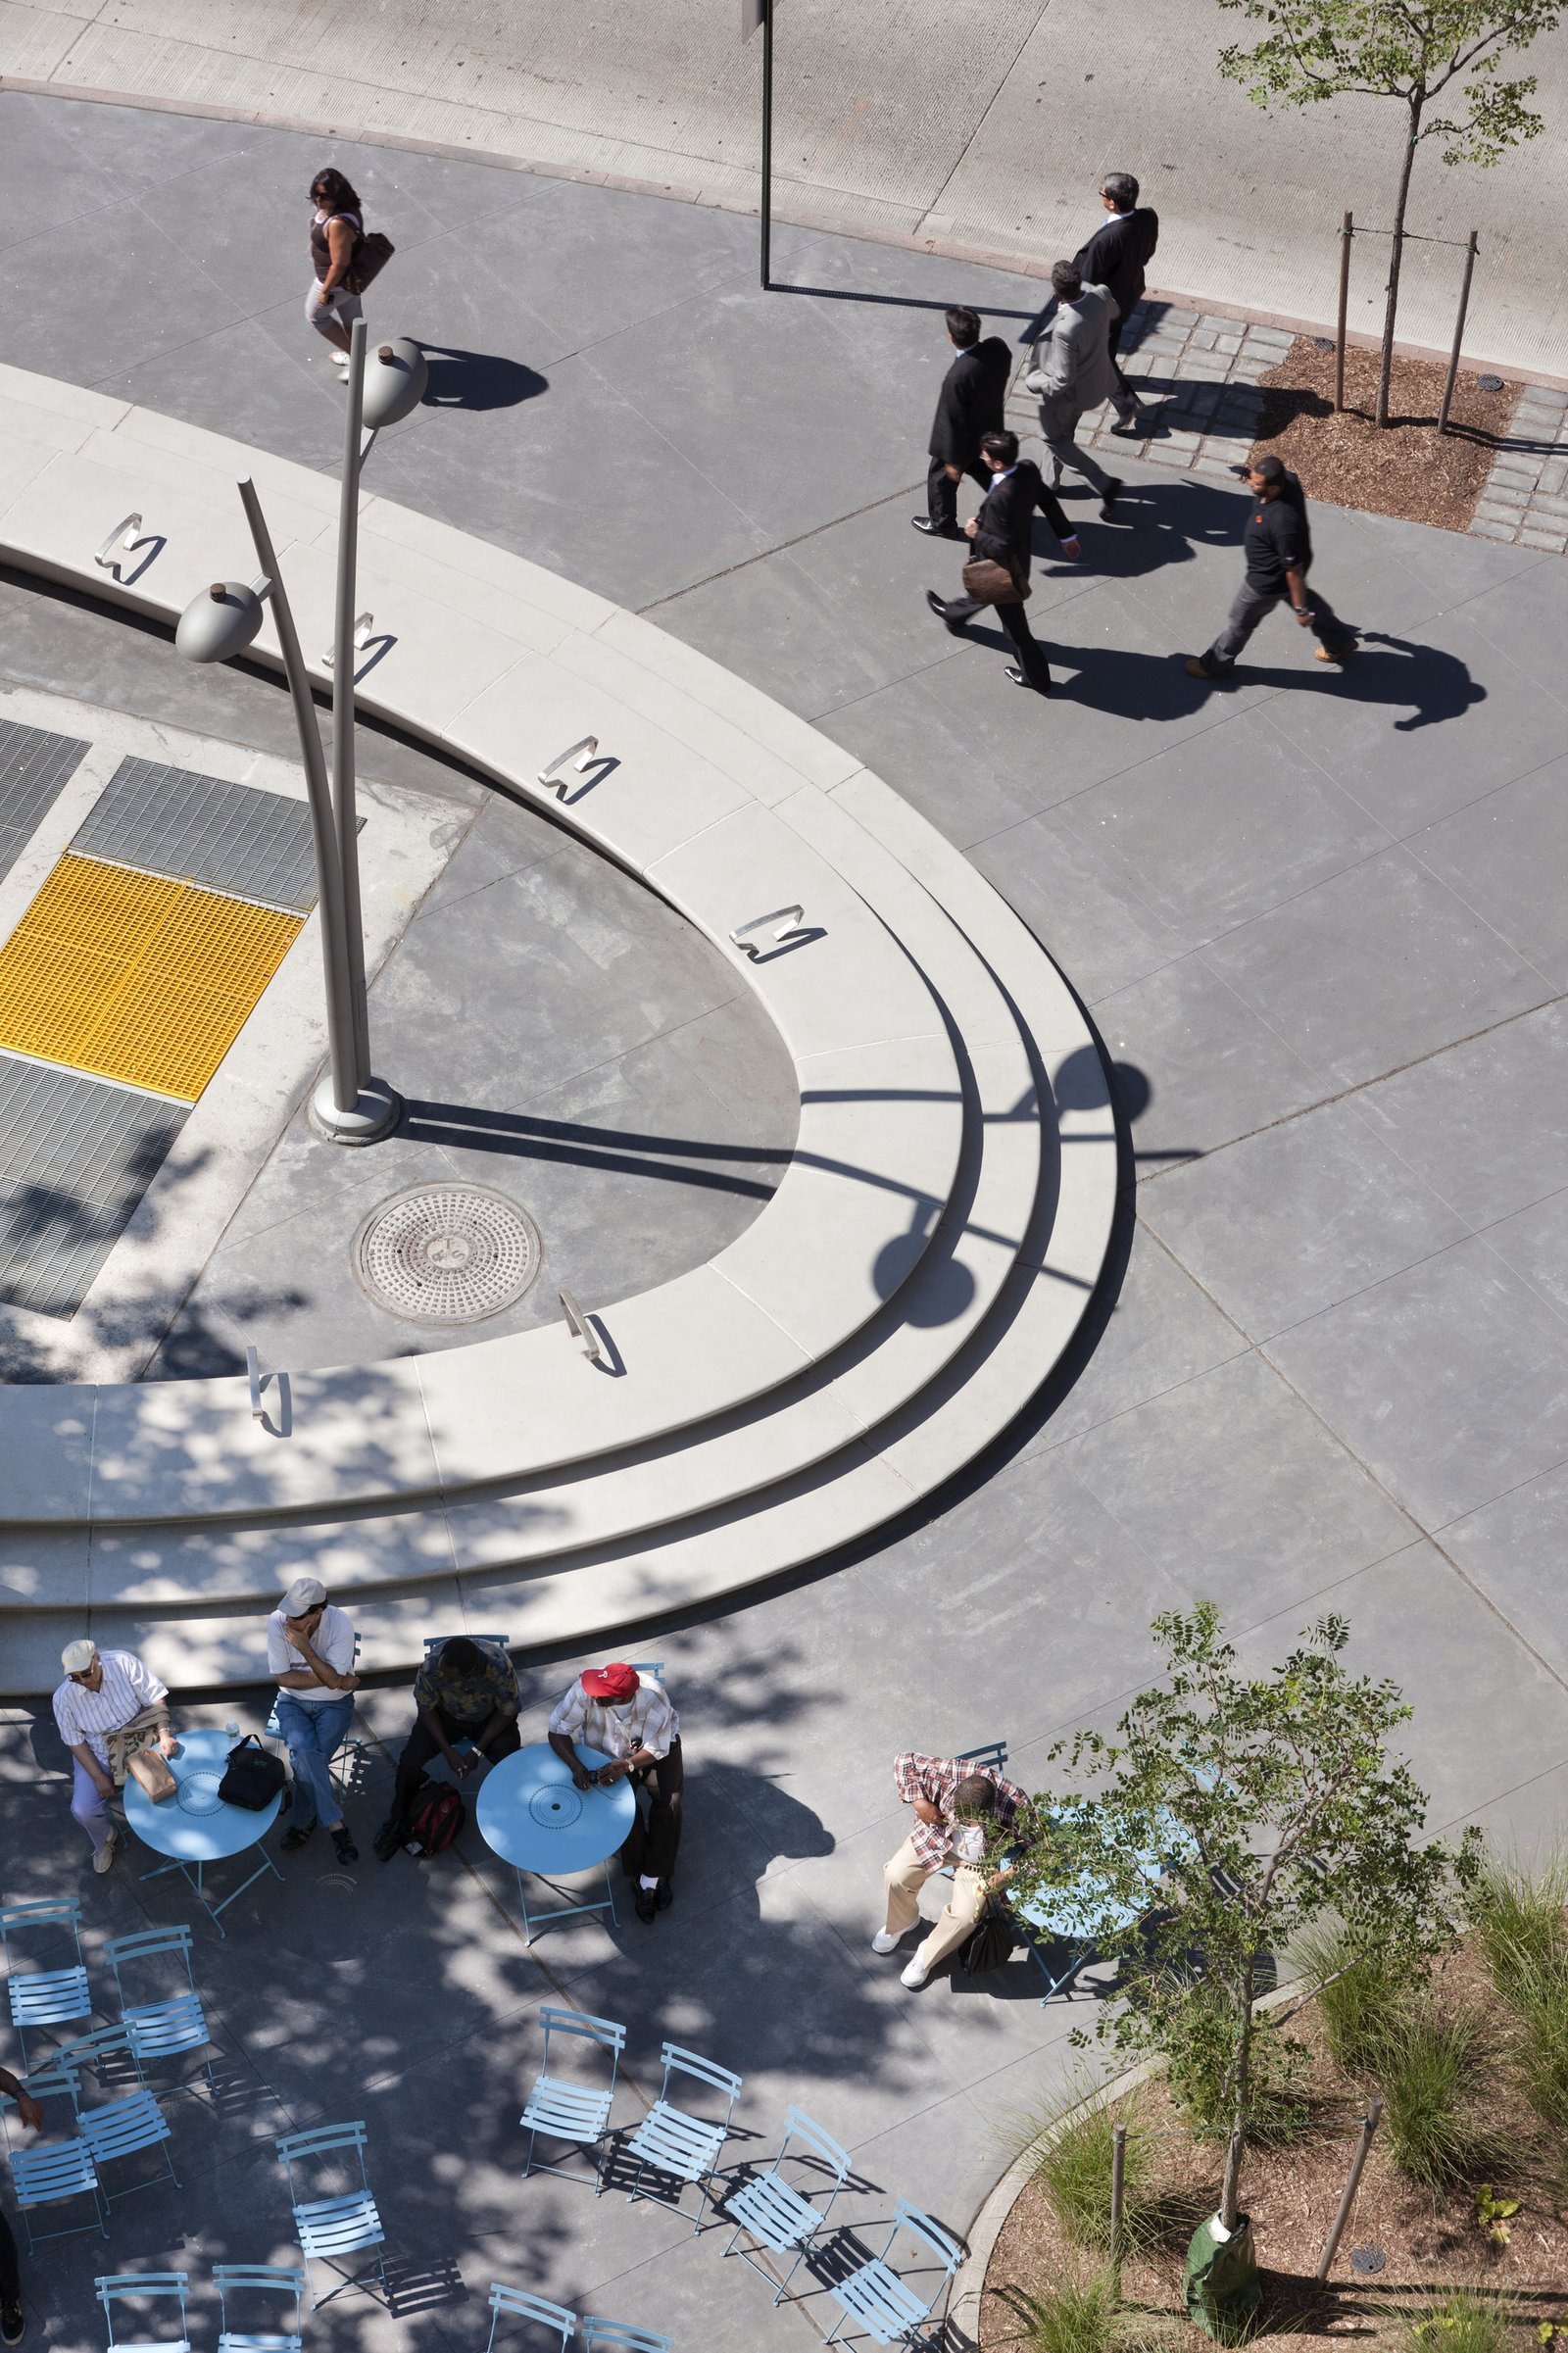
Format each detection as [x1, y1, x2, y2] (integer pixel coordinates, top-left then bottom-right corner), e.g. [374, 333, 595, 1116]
[1021, 2263, 1122, 2353]
[1398, 2285, 1512, 2353]
[1377, 2004, 1494, 2189]
[1031, 2093, 1155, 2254]
[1296, 1922, 1408, 2081]
[1471, 1849, 1568, 2006]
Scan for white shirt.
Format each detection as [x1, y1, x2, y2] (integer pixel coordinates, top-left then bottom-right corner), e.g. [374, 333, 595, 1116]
[266, 1603, 357, 1705]
[53, 1649, 168, 1766]
[951, 1823, 987, 1865]
[548, 1675, 678, 1763]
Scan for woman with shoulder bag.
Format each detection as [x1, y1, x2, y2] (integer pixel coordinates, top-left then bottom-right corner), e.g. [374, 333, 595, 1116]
[924, 428, 1081, 695]
[306, 167, 366, 376]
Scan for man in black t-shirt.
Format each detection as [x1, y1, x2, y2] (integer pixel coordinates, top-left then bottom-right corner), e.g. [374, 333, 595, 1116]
[1185, 455, 1357, 678]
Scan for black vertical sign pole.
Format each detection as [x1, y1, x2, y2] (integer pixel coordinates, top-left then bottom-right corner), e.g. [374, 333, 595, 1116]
[760, 0, 773, 289]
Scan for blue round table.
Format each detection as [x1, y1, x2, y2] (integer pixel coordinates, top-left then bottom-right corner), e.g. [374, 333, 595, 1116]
[476, 1741, 635, 1944]
[122, 1726, 283, 1939]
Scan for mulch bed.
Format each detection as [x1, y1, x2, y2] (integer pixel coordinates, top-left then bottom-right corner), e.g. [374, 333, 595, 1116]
[981, 1939, 1568, 2352]
[1249, 341, 1520, 534]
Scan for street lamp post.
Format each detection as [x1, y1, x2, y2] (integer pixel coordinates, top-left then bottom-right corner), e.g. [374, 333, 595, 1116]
[176, 323, 427, 1145]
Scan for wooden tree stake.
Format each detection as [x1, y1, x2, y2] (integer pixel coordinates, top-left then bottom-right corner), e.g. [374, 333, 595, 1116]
[1336, 212, 1354, 414]
[1315, 2097, 1383, 2280]
[1110, 2122, 1127, 2288]
[1438, 231, 1479, 435]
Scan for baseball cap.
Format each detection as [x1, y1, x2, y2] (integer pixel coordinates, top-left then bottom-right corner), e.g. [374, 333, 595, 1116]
[280, 1577, 326, 1618]
[62, 1638, 99, 1674]
[582, 1662, 639, 1703]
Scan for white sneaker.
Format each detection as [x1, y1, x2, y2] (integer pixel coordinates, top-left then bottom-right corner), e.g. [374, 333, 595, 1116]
[93, 1827, 119, 1874]
[871, 1931, 901, 1955]
[901, 1948, 932, 1989]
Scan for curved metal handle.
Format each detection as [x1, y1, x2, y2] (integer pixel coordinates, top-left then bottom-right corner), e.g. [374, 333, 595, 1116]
[729, 905, 806, 958]
[559, 1289, 603, 1363]
[93, 513, 142, 568]
[538, 737, 601, 801]
[321, 612, 373, 667]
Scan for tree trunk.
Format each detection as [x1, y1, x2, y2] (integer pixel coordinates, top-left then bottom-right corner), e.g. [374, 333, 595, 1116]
[1377, 94, 1424, 427]
[1220, 1987, 1251, 2230]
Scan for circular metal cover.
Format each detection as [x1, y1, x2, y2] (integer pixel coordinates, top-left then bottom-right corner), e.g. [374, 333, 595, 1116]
[529, 1785, 584, 1830]
[176, 1768, 226, 1818]
[353, 1184, 541, 1325]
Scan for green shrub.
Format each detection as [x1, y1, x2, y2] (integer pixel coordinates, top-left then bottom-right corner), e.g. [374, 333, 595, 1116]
[1472, 1849, 1568, 2007]
[1297, 1921, 1409, 2080]
[1378, 2005, 1493, 2188]
[1022, 2264, 1121, 2353]
[1400, 2285, 1510, 2353]
[1032, 2096, 1154, 2254]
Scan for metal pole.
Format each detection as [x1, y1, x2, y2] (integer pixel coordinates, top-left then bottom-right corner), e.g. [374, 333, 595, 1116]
[760, 0, 772, 290]
[1314, 2098, 1383, 2280]
[1109, 2123, 1127, 2288]
[1437, 231, 1478, 436]
[235, 477, 361, 1118]
[1335, 211, 1353, 414]
[335, 316, 371, 1075]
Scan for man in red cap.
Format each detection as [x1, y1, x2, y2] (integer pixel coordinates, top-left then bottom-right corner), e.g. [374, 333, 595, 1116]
[547, 1662, 681, 1924]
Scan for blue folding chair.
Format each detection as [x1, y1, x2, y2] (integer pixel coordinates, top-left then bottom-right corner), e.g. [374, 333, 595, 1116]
[266, 1636, 366, 1799]
[520, 2007, 624, 2194]
[1, 2059, 107, 2254]
[275, 2121, 387, 2307]
[482, 2283, 576, 2353]
[623, 2041, 741, 2230]
[722, 2106, 850, 2307]
[61, 2026, 181, 2206]
[105, 1926, 215, 2099]
[215, 2263, 307, 2353]
[824, 2199, 963, 2348]
[1, 1897, 93, 2066]
[578, 2325, 669, 2353]
[96, 2273, 190, 2353]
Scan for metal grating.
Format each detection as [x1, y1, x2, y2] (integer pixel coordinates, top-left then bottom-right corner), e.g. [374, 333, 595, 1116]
[353, 1185, 542, 1324]
[0, 854, 302, 1103]
[74, 758, 320, 912]
[0, 717, 91, 887]
[0, 1054, 185, 1319]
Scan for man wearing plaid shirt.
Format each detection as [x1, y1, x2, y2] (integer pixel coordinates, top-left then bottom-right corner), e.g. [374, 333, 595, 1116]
[875, 1749, 1028, 1988]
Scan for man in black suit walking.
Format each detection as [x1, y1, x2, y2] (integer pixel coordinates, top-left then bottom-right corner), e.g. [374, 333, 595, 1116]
[925, 430, 1081, 694]
[1072, 172, 1160, 425]
[914, 306, 1012, 540]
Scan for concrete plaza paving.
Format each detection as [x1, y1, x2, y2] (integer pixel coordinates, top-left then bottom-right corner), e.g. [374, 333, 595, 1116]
[1, 91, 1567, 2353]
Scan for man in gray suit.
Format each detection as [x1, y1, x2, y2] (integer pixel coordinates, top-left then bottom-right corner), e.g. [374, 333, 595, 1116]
[1025, 260, 1129, 517]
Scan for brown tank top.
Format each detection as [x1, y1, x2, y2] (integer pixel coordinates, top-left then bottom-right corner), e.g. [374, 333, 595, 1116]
[310, 209, 362, 282]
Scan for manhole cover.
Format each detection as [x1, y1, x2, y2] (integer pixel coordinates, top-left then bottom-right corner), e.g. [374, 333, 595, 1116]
[353, 1184, 541, 1325]
[176, 1768, 225, 1817]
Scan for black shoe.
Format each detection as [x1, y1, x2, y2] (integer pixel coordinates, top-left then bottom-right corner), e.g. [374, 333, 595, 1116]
[925, 589, 949, 619]
[1099, 477, 1123, 519]
[912, 515, 962, 538]
[1004, 664, 1052, 694]
[331, 1826, 359, 1865]
[372, 1819, 405, 1862]
[2, 2300, 24, 2345]
[634, 1885, 659, 1924]
[655, 1878, 674, 1911]
[280, 1823, 316, 1851]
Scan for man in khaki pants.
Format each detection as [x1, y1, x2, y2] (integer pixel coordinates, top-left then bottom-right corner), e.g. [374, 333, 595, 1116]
[874, 1748, 1029, 1988]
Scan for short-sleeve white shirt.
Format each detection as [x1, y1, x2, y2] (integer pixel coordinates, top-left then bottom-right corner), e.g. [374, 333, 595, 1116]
[266, 1603, 356, 1704]
[52, 1649, 168, 1767]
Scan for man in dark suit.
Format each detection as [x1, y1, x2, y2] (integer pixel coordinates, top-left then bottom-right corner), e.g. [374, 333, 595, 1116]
[914, 306, 1012, 540]
[924, 430, 1081, 694]
[1072, 172, 1160, 425]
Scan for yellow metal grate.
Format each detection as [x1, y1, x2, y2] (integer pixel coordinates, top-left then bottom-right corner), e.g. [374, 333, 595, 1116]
[0, 854, 304, 1102]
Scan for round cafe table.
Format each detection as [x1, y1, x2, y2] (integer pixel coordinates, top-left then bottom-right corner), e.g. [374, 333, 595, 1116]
[475, 1741, 635, 1944]
[122, 1726, 283, 1939]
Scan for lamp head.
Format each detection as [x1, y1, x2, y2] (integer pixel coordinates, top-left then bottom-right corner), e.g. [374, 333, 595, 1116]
[176, 579, 266, 663]
[361, 336, 429, 430]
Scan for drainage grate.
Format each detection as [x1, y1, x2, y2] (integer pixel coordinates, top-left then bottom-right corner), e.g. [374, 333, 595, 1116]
[0, 1053, 186, 1319]
[74, 758, 321, 912]
[353, 1184, 542, 1325]
[0, 717, 91, 888]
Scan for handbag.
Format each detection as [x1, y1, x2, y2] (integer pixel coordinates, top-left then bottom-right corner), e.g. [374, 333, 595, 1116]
[345, 228, 395, 295]
[960, 555, 1028, 607]
[958, 1899, 1016, 1976]
[105, 1707, 169, 1789]
[127, 1746, 176, 1803]
[217, 1734, 287, 1811]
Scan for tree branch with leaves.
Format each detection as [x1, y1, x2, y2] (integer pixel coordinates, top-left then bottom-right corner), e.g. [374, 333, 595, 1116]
[1214, 0, 1560, 422]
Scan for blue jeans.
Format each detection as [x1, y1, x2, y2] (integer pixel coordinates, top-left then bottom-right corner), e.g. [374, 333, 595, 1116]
[273, 1693, 354, 1830]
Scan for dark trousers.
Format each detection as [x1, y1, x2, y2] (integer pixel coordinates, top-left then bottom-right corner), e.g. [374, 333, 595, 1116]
[1203, 570, 1354, 671]
[944, 592, 1053, 691]
[0, 2203, 20, 2306]
[618, 1737, 684, 1882]
[927, 452, 990, 532]
[392, 1707, 521, 1820]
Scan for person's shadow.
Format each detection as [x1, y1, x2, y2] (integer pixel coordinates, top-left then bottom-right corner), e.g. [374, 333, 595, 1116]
[1238, 629, 1487, 732]
[418, 344, 548, 411]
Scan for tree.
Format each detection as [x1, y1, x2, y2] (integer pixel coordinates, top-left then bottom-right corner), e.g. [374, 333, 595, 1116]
[1006, 1603, 1478, 2255]
[1214, 0, 1561, 424]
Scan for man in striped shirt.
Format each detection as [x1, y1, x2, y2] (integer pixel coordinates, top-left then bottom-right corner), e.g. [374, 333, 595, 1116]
[548, 1663, 681, 1925]
[52, 1639, 173, 1874]
[875, 1748, 1029, 1988]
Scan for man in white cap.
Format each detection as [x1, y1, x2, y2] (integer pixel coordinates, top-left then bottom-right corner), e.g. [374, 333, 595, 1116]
[52, 1639, 174, 1873]
[267, 1578, 361, 1865]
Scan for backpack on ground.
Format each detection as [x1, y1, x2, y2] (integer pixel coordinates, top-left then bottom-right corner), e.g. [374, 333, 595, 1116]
[404, 1781, 465, 1857]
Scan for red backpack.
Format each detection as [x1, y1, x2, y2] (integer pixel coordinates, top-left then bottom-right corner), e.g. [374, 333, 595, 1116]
[405, 1783, 465, 1857]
